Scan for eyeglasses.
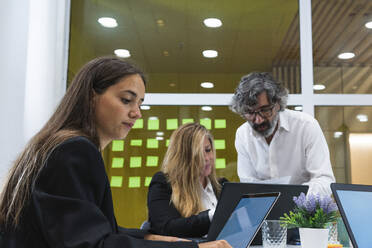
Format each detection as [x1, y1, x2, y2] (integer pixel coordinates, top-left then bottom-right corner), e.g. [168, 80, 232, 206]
[243, 104, 276, 120]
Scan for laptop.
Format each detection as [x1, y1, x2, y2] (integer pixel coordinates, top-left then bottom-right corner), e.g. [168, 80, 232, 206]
[331, 183, 372, 248]
[208, 182, 308, 245]
[203, 192, 280, 248]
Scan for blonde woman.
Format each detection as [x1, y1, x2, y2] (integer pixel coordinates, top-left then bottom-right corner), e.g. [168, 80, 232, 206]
[0, 57, 230, 248]
[147, 123, 227, 238]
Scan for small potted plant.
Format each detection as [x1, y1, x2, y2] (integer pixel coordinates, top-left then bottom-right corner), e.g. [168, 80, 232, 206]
[280, 192, 339, 248]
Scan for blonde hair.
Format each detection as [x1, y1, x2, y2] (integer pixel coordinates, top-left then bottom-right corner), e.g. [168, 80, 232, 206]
[161, 123, 221, 218]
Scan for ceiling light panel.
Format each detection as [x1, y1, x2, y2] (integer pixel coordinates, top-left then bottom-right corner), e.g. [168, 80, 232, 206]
[203, 18, 222, 28]
[98, 17, 118, 28]
[365, 21, 372, 29]
[114, 49, 131, 58]
[338, 52, 355, 60]
[313, 84, 326, 90]
[334, 132, 343, 138]
[356, 114, 368, 122]
[201, 82, 214, 88]
[201, 106, 213, 111]
[156, 19, 165, 27]
[202, 50, 218, 58]
[140, 105, 151, 110]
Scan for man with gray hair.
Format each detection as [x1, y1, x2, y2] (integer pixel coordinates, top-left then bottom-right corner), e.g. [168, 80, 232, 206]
[230, 72, 335, 196]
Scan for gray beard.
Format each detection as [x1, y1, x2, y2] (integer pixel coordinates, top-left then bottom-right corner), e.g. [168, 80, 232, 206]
[263, 114, 279, 137]
[249, 113, 279, 138]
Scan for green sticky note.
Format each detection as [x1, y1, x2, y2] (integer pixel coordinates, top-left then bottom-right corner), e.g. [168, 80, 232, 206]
[148, 119, 159, 130]
[215, 119, 226, 129]
[112, 140, 124, 151]
[130, 139, 142, 146]
[133, 119, 143, 129]
[146, 156, 159, 167]
[112, 157, 124, 168]
[128, 177, 141, 188]
[216, 158, 226, 169]
[182, 118, 194, 124]
[130, 156, 142, 168]
[144, 177, 152, 187]
[200, 118, 211, 130]
[214, 139, 226, 150]
[147, 139, 159, 149]
[166, 119, 178, 130]
[110, 176, 123, 187]
[166, 139, 170, 147]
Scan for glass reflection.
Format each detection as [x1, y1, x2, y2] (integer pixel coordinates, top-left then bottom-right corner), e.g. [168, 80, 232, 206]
[68, 0, 300, 93]
[312, 0, 372, 94]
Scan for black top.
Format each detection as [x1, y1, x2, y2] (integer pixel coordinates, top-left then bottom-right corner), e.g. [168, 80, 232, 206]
[1, 137, 197, 248]
[147, 171, 227, 238]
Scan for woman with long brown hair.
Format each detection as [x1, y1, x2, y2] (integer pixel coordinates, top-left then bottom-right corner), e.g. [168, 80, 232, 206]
[147, 123, 227, 238]
[0, 57, 230, 248]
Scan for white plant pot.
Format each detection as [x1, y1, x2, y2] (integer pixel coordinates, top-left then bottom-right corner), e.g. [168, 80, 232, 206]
[299, 228, 329, 248]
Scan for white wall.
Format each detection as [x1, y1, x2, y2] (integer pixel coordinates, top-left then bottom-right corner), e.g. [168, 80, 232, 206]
[349, 134, 372, 184]
[0, 0, 70, 188]
[0, 0, 30, 187]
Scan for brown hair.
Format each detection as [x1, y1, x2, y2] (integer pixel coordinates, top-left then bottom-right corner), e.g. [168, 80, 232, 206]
[0, 56, 146, 228]
[161, 123, 221, 217]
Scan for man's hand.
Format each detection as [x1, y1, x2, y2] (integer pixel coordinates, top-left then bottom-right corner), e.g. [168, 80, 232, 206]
[144, 234, 190, 242]
[199, 240, 232, 248]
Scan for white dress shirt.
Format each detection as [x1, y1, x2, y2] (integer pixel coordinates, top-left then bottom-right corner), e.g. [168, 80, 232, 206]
[235, 109, 335, 196]
[201, 178, 218, 221]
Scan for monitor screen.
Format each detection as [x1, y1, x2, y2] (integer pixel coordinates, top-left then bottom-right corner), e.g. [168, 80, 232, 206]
[336, 190, 372, 248]
[216, 194, 278, 248]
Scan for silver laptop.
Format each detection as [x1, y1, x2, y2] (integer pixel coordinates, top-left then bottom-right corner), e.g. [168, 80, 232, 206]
[207, 192, 280, 248]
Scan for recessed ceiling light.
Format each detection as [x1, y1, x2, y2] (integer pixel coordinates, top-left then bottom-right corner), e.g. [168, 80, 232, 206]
[156, 19, 165, 27]
[169, 83, 176, 87]
[201, 106, 213, 111]
[201, 82, 214, 88]
[356, 114, 368, 122]
[294, 106, 303, 111]
[114, 49, 131, 58]
[156, 132, 164, 136]
[365, 21, 372, 29]
[313, 84, 326, 90]
[156, 136, 164, 140]
[334, 131, 343, 138]
[203, 18, 222, 28]
[202, 50, 218, 58]
[140, 105, 150, 110]
[338, 52, 355, 60]
[98, 17, 118, 28]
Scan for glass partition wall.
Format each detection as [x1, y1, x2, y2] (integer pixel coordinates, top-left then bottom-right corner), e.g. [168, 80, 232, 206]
[312, 0, 372, 186]
[68, 0, 371, 228]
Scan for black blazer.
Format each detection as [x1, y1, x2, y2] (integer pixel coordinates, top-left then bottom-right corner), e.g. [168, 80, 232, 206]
[1, 137, 196, 248]
[147, 171, 227, 238]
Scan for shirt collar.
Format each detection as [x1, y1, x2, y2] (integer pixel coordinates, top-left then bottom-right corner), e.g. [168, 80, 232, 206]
[278, 110, 290, 132]
[201, 177, 213, 193]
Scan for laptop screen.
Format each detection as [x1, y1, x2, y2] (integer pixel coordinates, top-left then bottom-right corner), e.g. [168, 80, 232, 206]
[335, 189, 372, 248]
[216, 193, 279, 248]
